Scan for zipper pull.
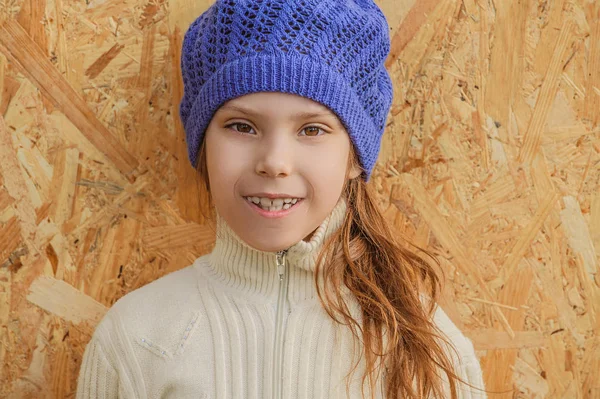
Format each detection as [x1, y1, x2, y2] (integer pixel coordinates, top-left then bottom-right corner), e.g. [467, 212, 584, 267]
[276, 250, 287, 281]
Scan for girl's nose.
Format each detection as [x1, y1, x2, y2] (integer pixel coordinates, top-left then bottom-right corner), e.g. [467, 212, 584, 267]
[255, 137, 293, 178]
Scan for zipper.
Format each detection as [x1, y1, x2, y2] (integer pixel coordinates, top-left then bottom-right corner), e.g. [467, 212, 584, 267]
[272, 249, 290, 399]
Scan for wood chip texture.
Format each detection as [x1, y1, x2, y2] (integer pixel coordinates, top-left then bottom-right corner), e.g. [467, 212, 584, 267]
[0, 0, 598, 397]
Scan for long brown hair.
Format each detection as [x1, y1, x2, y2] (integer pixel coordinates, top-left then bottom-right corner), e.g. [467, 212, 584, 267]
[194, 135, 480, 398]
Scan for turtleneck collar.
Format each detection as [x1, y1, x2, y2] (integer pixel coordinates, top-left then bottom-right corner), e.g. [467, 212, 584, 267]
[197, 196, 348, 304]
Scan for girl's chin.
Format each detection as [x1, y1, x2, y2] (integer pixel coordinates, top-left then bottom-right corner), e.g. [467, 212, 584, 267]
[241, 234, 301, 253]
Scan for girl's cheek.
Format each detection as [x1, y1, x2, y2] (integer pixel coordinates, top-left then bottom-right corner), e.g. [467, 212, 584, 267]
[301, 142, 349, 172]
[209, 136, 251, 168]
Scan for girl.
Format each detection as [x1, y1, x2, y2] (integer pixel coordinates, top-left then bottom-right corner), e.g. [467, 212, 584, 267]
[77, 0, 487, 398]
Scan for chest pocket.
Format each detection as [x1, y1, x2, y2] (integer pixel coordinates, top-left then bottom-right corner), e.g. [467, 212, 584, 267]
[134, 312, 202, 360]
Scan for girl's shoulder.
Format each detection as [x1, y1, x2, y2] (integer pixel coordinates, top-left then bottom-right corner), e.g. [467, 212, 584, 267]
[112, 257, 205, 317]
[419, 293, 477, 359]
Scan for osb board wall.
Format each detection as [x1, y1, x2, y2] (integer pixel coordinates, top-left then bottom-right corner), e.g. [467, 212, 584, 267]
[0, 0, 598, 397]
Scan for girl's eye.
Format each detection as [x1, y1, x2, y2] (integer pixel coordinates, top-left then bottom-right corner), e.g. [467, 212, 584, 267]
[227, 122, 255, 134]
[300, 126, 326, 137]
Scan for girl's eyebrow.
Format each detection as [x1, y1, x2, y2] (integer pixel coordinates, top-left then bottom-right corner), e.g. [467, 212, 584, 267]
[220, 104, 339, 124]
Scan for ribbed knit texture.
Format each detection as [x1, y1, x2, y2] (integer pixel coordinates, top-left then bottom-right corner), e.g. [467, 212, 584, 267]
[76, 336, 119, 397]
[76, 197, 487, 398]
[179, 0, 394, 181]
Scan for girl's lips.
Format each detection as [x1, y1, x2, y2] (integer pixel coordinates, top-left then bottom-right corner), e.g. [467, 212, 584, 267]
[244, 197, 304, 219]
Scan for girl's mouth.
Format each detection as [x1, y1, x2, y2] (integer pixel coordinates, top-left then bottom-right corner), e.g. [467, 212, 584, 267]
[243, 196, 304, 218]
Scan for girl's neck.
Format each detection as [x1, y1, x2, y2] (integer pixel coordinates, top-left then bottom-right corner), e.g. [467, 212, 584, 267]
[200, 196, 348, 304]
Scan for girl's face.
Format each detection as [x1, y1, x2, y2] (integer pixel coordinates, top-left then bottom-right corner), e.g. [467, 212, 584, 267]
[204, 92, 362, 253]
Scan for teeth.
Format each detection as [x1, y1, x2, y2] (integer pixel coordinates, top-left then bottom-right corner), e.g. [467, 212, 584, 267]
[260, 197, 271, 208]
[245, 196, 302, 211]
[272, 198, 284, 207]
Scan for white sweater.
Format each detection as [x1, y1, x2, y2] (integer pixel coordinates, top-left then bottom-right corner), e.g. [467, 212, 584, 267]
[76, 197, 486, 398]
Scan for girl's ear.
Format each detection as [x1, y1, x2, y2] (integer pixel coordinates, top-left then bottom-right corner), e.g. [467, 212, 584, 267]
[348, 163, 363, 180]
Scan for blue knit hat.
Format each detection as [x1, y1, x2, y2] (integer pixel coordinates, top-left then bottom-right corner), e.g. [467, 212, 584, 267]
[180, 0, 393, 181]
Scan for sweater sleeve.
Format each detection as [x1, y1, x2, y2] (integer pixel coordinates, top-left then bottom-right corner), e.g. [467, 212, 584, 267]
[76, 333, 120, 399]
[454, 337, 487, 399]
[430, 301, 487, 399]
